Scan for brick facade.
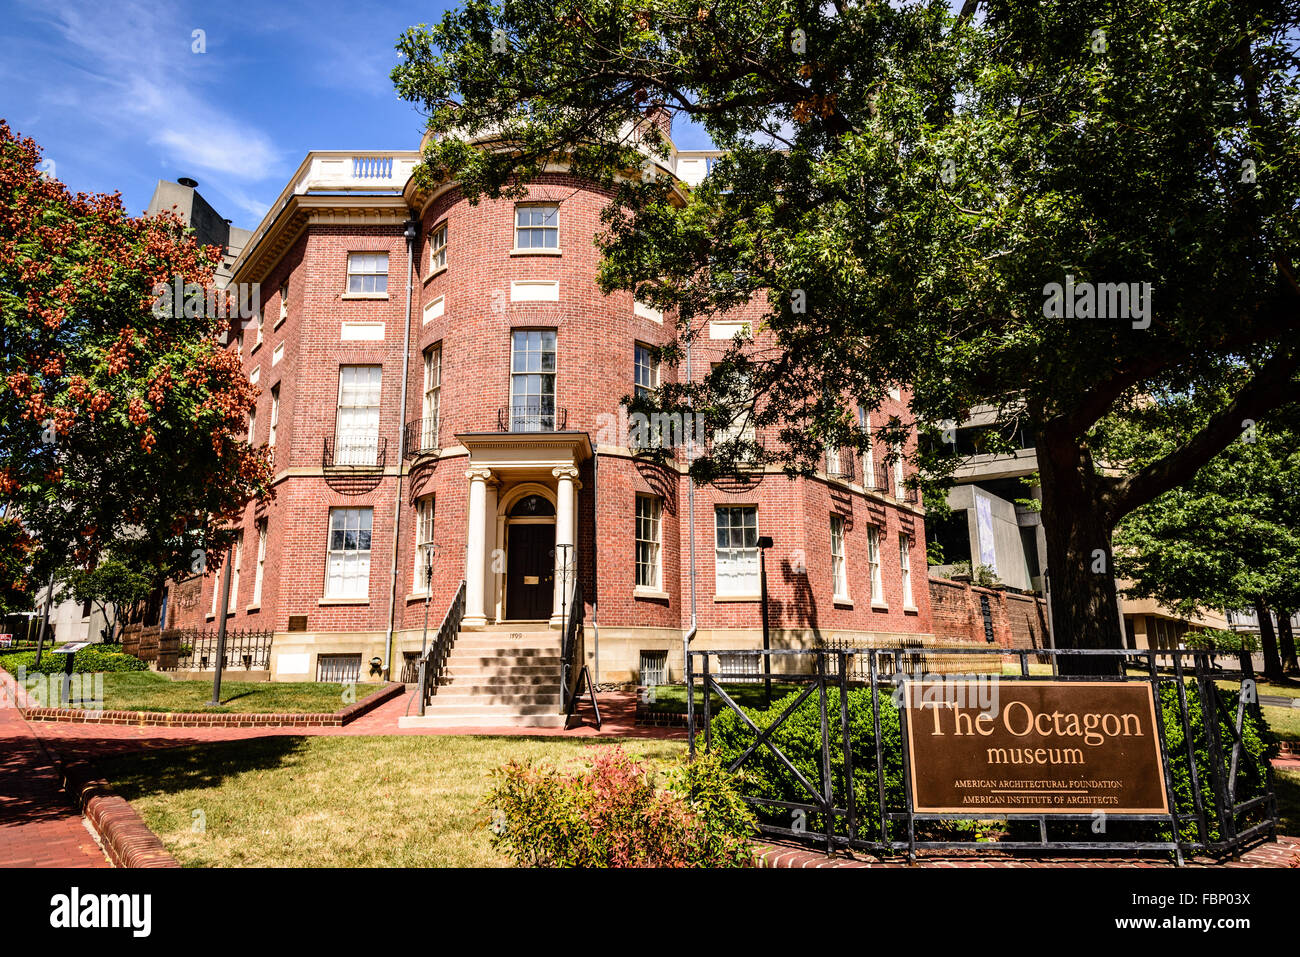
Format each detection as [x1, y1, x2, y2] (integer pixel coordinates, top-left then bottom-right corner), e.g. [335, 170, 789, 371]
[167, 142, 935, 683]
[928, 576, 1050, 650]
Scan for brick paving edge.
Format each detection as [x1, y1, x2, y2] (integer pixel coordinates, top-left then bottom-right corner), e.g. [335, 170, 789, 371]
[34, 736, 180, 869]
[18, 680, 404, 728]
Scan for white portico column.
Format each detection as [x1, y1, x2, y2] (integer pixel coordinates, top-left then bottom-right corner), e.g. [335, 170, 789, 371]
[551, 466, 581, 626]
[463, 467, 493, 630]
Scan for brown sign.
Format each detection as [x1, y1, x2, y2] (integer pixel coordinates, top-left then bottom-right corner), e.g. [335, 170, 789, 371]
[903, 680, 1169, 814]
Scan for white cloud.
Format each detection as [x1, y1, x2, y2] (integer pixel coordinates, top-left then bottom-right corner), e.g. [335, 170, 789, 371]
[16, 0, 281, 183]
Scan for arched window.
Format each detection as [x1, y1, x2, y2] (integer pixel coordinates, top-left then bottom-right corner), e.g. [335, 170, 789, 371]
[509, 494, 555, 517]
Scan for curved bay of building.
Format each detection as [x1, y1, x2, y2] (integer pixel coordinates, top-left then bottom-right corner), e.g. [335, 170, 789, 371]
[166, 152, 932, 687]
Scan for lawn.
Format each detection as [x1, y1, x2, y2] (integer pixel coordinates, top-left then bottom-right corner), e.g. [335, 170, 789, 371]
[1261, 704, 1300, 743]
[644, 682, 804, 714]
[1218, 677, 1300, 701]
[1275, 769, 1300, 838]
[17, 669, 380, 714]
[98, 735, 687, 867]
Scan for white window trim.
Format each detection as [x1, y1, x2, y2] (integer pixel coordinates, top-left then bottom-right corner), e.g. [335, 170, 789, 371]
[830, 515, 850, 602]
[635, 495, 663, 592]
[412, 496, 435, 594]
[714, 505, 760, 599]
[325, 507, 373, 601]
[867, 525, 885, 607]
[512, 202, 561, 254]
[268, 387, 279, 448]
[429, 222, 448, 275]
[343, 251, 390, 299]
[899, 532, 914, 609]
[250, 521, 267, 608]
[227, 535, 242, 614]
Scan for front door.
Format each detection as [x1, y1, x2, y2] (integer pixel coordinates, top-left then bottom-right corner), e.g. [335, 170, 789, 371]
[506, 523, 555, 620]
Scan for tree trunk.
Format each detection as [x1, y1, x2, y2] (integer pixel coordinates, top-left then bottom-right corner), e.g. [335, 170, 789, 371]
[1037, 431, 1126, 676]
[1253, 599, 1285, 681]
[1275, 607, 1298, 675]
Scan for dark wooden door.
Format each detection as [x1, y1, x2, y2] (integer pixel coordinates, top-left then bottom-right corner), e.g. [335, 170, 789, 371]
[506, 523, 555, 620]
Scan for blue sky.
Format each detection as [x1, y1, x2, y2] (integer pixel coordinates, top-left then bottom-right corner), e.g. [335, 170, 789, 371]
[0, 0, 714, 233]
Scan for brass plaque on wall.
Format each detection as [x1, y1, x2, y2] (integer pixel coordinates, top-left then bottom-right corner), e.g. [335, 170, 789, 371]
[903, 680, 1169, 815]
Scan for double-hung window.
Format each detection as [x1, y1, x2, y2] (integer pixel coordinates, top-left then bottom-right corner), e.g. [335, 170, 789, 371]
[514, 204, 558, 249]
[347, 252, 388, 295]
[715, 506, 759, 597]
[899, 533, 914, 607]
[830, 515, 848, 600]
[252, 520, 267, 606]
[268, 386, 279, 448]
[510, 330, 557, 431]
[335, 365, 382, 465]
[636, 496, 663, 590]
[413, 496, 435, 592]
[326, 508, 372, 599]
[227, 534, 242, 613]
[867, 526, 884, 604]
[429, 223, 447, 272]
[421, 345, 441, 449]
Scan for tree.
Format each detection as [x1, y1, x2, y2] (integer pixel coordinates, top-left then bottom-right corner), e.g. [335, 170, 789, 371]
[392, 0, 1300, 666]
[56, 559, 156, 643]
[0, 512, 35, 616]
[1111, 399, 1300, 679]
[0, 122, 271, 606]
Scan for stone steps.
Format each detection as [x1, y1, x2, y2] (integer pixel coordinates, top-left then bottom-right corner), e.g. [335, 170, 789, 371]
[398, 627, 567, 728]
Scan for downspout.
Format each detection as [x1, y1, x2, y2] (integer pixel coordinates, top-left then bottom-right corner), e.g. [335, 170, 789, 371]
[383, 217, 419, 679]
[591, 451, 599, 685]
[684, 334, 698, 679]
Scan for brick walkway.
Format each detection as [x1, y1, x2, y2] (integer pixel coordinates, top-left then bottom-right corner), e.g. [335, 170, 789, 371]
[0, 702, 109, 868]
[755, 834, 1300, 868]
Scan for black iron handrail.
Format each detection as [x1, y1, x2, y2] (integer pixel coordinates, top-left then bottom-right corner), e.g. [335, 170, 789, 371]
[497, 404, 567, 433]
[559, 578, 585, 711]
[403, 416, 440, 459]
[323, 434, 387, 473]
[416, 579, 466, 716]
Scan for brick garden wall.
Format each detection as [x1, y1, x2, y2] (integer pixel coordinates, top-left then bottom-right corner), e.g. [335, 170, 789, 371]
[928, 576, 1050, 650]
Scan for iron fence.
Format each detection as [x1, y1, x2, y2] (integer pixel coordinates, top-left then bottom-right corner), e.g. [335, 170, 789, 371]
[160, 628, 273, 671]
[688, 646, 1279, 863]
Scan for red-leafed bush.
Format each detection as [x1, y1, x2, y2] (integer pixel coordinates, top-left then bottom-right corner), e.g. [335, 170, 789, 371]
[483, 746, 756, 867]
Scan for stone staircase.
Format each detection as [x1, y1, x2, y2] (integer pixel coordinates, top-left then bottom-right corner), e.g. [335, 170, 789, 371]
[397, 625, 566, 729]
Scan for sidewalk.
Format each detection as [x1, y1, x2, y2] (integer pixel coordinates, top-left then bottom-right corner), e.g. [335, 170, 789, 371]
[0, 702, 108, 867]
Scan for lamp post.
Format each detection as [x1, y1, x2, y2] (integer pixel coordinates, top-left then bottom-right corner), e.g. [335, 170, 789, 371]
[207, 546, 234, 707]
[418, 544, 437, 662]
[757, 535, 774, 707]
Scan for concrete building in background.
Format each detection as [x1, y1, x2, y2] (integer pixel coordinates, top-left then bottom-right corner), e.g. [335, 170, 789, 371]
[925, 405, 1230, 650]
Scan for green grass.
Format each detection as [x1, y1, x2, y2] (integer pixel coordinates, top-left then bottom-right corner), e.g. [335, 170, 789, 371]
[644, 682, 804, 714]
[18, 669, 380, 714]
[1261, 704, 1300, 742]
[98, 735, 687, 867]
[1218, 677, 1300, 701]
[1275, 769, 1300, 838]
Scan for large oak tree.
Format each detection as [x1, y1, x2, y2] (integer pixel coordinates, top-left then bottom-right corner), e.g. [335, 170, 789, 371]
[392, 0, 1300, 663]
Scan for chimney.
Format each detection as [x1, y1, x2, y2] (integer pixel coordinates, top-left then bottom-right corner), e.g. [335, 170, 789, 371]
[177, 177, 198, 188]
[645, 103, 672, 140]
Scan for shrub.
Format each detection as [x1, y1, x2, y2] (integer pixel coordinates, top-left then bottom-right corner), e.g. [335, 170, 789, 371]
[0, 646, 148, 675]
[483, 746, 756, 867]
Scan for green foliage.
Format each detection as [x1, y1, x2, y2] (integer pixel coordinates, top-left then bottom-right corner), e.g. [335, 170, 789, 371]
[1183, 628, 1261, 654]
[483, 746, 756, 867]
[1159, 681, 1275, 843]
[0, 645, 148, 675]
[709, 687, 905, 836]
[393, 0, 1300, 650]
[0, 122, 271, 593]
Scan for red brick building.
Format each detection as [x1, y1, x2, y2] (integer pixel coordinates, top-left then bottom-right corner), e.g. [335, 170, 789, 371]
[167, 124, 934, 718]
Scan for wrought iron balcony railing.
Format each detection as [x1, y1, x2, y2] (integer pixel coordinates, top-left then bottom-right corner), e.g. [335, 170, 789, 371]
[865, 462, 892, 495]
[824, 449, 855, 483]
[403, 417, 440, 459]
[323, 433, 387, 473]
[497, 404, 567, 433]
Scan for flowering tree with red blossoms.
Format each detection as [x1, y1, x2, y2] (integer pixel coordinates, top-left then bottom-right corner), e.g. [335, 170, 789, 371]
[0, 122, 271, 608]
